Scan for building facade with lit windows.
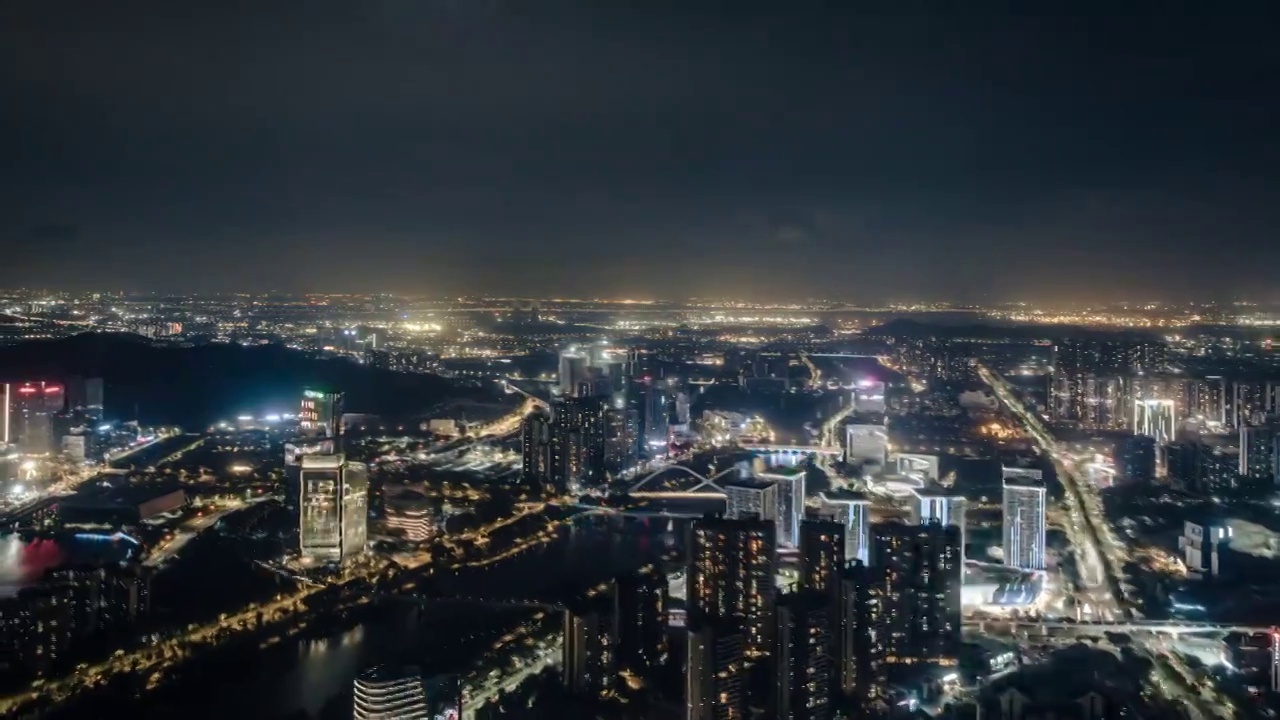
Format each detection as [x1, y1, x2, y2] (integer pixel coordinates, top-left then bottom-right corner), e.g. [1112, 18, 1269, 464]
[299, 388, 343, 440]
[774, 591, 835, 720]
[685, 621, 747, 720]
[384, 489, 436, 542]
[909, 487, 966, 564]
[869, 521, 963, 669]
[758, 466, 806, 549]
[1001, 476, 1047, 571]
[723, 477, 779, 523]
[816, 491, 871, 565]
[299, 453, 368, 563]
[686, 517, 777, 656]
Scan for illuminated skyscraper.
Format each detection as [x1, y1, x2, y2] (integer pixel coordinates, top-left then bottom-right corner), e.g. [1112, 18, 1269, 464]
[1239, 423, 1279, 483]
[909, 486, 966, 564]
[1002, 477, 1047, 571]
[687, 516, 777, 655]
[299, 454, 368, 563]
[550, 396, 607, 491]
[838, 561, 887, 704]
[800, 519, 845, 600]
[758, 466, 806, 548]
[817, 491, 871, 565]
[869, 521, 962, 668]
[352, 666, 427, 719]
[299, 388, 343, 446]
[520, 407, 554, 489]
[563, 594, 617, 697]
[686, 621, 747, 720]
[615, 566, 668, 673]
[723, 477, 779, 522]
[558, 347, 590, 398]
[774, 592, 835, 720]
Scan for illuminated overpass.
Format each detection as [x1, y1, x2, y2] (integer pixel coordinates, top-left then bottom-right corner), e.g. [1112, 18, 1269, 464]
[738, 442, 841, 456]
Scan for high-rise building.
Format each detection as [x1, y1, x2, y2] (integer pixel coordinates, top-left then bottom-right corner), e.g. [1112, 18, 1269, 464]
[844, 422, 888, 468]
[563, 593, 617, 697]
[8, 381, 65, 454]
[686, 621, 747, 720]
[299, 388, 343, 446]
[559, 347, 591, 398]
[1119, 435, 1156, 481]
[641, 376, 671, 452]
[354, 667, 459, 720]
[687, 516, 777, 655]
[603, 403, 639, 473]
[759, 466, 806, 548]
[723, 477, 779, 522]
[800, 519, 845, 600]
[1133, 398, 1178, 444]
[1239, 423, 1279, 484]
[817, 491, 871, 565]
[1002, 478, 1047, 571]
[774, 592, 835, 720]
[838, 561, 887, 704]
[869, 521, 963, 668]
[615, 566, 668, 673]
[520, 407, 554, 489]
[551, 396, 608, 491]
[299, 453, 368, 563]
[909, 486, 966, 563]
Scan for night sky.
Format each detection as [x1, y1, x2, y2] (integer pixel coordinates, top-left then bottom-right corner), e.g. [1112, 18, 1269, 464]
[2, 2, 1278, 302]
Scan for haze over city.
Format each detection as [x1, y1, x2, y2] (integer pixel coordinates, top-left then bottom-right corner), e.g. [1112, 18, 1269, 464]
[3, 2, 1279, 301]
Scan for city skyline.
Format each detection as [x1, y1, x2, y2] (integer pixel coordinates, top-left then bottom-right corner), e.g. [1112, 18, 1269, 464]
[3, 3, 1279, 301]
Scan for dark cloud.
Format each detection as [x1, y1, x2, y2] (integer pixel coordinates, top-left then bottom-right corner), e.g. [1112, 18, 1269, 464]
[1, 1, 1278, 301]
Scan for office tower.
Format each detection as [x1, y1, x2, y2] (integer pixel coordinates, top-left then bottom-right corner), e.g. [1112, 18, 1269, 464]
[686, 621, 747, 720]
[1239, 423, 1278, 483]
[759, 466, 806, 548]
[870, 521, 963, 668]
[838, 561, 886, 703]
[299, 453, 368, 563]
[724, 477, 779, 522]
[909, 487, 966, 563]
[800, 519, 846, 599]
[551, 396, 607, 491]
[1002, 478, 1047, 570]
[353, 666, 435, 719]
[817, 492, 871, 565]
[520, 407, 554, 489]
[563, 594, 617, 697]
[615, 566, 668, 673]
[299, 388, 343, 443]
[774, 592, 835, 720]
[687, 516, 777, 655]
[1119, 435, 1156, 481]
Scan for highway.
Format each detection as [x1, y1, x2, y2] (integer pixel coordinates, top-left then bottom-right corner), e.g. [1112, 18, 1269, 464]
[979, 364, 1235, 720]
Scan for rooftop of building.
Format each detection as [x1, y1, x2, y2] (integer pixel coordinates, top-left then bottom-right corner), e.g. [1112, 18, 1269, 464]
[756, 465, 806, 478]
[911, 482, 963, 498]
[819, 489, 870, 505]
[724, 476, 777, 490]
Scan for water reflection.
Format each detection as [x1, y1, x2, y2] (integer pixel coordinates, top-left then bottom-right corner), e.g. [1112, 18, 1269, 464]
[153, 513, 679, 719]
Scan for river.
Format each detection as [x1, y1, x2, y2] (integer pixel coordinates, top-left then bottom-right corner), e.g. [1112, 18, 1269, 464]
[127, 512, 684, 719]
